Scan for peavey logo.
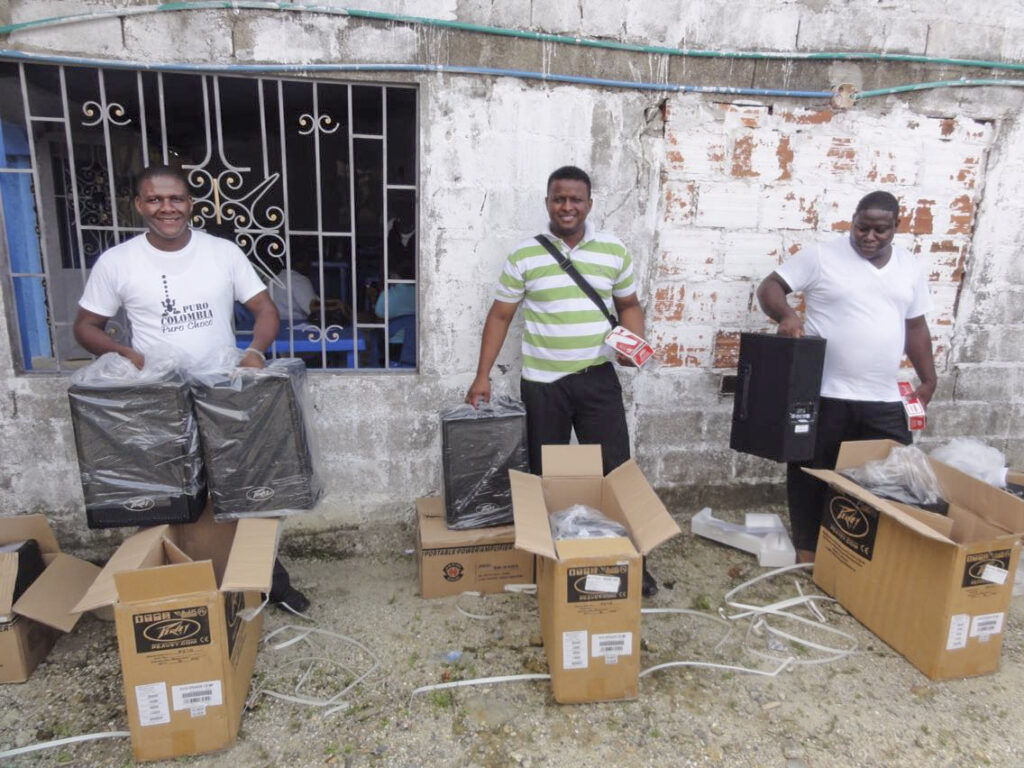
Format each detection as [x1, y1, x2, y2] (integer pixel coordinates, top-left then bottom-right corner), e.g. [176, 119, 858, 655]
[132, 605, 211, 653]
[962, 550, 1012, 588]
[442, 562, 464, 582]
[829, 497, 871, 538]
[824, 493, 878, 561]
[122, 496, 155, 512]
[246, 486, 275, 503]
[142, 618, 202, 643]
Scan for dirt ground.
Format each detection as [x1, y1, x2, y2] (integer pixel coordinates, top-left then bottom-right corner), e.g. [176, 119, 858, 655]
[3, 506, 1024, 768]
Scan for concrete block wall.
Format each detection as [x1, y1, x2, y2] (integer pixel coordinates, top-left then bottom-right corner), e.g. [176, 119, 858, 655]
[1, 0, 1024, 551]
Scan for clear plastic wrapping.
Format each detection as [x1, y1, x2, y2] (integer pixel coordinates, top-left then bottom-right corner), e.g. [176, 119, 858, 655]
[549, 504, 628, 541]
[930, 438, 1008, 488]
[190, 350, 322, 520]
[67, 351, 206, 529]
[440, 395, 529, 530]
[841, 445, 944, 507]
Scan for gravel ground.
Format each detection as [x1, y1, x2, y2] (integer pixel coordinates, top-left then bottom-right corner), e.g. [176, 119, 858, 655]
[3, 507, 1024, 768]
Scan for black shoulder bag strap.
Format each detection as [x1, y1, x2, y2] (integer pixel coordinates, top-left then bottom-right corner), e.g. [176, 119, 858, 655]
[534, 235, 618, 328]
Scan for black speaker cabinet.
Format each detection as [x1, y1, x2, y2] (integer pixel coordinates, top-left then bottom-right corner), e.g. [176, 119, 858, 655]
[441, 401, 529, 530]
[730, 333, 826, 463]
[68, 380, 207, 529]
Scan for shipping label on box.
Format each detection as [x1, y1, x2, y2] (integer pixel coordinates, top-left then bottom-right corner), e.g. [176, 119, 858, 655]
[510, 445, 681, 703]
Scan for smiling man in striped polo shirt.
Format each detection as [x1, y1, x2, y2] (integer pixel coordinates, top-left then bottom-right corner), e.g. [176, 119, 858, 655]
[465, 165, 657, 596]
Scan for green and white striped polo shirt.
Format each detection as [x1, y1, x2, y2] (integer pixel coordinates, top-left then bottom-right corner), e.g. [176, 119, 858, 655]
[494, 223, 636, 383]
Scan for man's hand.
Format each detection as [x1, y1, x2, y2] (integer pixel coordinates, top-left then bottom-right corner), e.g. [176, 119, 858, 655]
[615, 352, 637, 367]
[465, 374, 491, 407]
[912, 379, 936, 408]
[777, 315, 805, 338]
[240, 349, 266, 369]
[125, 349, 145, 370]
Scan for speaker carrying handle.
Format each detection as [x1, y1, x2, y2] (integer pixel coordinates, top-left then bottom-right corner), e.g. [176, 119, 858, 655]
[737, 362, 752, 421]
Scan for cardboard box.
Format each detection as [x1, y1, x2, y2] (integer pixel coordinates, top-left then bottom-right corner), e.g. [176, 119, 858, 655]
[74, 508, 279, 762]
[416, 496, 534, 598]
[807, 440, 1024, 680]
[0, 515, 99, 683]
[509, 445, 681, 703]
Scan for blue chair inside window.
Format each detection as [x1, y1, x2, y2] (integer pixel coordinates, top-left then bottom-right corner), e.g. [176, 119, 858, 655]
[233, 301, 364, 368]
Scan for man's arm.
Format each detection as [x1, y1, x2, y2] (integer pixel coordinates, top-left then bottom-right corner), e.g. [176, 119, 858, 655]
[72, 307, 144, 369]
[904, 314, 937, 406]
[756, 272, 804, 337]
[465, 299, 519, 406]
[612, 292, 645, 367]
[242, 290, 280, 369]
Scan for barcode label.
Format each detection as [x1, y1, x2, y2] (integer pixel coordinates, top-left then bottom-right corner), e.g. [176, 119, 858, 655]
[134, 683, 170, 727]
[592, 632, 632, 663]
[970, 612, 1005, 640]
[172, 680, 223, 712]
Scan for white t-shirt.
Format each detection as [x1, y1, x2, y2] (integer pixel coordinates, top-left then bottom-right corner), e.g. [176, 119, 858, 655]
[79, 230, 267, 361]
[775, 236, 932, 402]
[270, 270, 318, 323]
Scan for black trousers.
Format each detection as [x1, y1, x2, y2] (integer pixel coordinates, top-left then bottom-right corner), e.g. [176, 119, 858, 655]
[786, 397, 911, 552]
[520, 362, 630, 475]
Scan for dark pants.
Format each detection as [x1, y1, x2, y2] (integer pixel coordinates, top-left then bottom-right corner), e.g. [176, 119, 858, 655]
[787, 397, 911, 552]
[520, 362, 630, 475]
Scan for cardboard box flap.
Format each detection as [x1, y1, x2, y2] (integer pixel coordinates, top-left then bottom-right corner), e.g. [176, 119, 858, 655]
[804, 468, 955, 545]
[73, 524, 171, 613]
[221, 518, 280, 593]
[605, 460, 682, 554]
[416, 496, 444, 520]
[13, 553, 101, 632]
[510, 469, 558, 560]
[0, 514, 60, 554]
[541, 444, 603, 478]
[114, 560, 217, 604]
[0, 552, 16, 617]
[833, 439, 904, 471]
[930, 461, 1024, 537]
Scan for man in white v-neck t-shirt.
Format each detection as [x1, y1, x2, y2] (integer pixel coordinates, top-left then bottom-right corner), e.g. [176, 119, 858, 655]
[73, 165, 309, 613]
[757, 191, 938, 563]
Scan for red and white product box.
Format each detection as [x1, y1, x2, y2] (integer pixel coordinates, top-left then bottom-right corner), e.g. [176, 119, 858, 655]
[898, 381, 927, 431]
[605, 326, 654, 367]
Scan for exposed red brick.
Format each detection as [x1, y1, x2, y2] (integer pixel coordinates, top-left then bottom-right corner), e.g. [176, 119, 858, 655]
[652, 285, 685, 322]
[731, 135, 758, 178]
[909, 200, 934, 235]
[956, 157, 979, 189]
[831, 219, 850, 232]
[712, 331, 740, 368]
[776, 136, 793, 181]
[940, 119, 955, 137]
[780, 109, 834, 125]
[658, 342, 683, 367]
[948, 195, 973, 234]
[666, 150, 684, 166]
[827, 138, 856, 173]
[928, 240, 959, 252]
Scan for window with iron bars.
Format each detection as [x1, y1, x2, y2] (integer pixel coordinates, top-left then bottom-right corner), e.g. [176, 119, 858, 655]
[0, 62, 417, 372]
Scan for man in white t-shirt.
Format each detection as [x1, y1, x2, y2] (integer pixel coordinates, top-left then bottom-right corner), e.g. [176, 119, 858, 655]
[73, 165, 308, 612]
[756, 190, 938, 563]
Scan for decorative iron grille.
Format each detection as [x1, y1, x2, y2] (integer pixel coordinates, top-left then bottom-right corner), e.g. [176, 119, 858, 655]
[0, 62, 418, 372]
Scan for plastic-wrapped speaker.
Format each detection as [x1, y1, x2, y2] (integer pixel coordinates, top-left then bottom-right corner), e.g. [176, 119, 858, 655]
[441, 397, 528, 529]
[192, 358, 322, 520]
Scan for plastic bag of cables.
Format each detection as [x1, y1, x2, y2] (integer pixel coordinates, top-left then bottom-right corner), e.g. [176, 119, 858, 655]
[840, 445, 947, 513]
[549, 505, 628, 540]
[67, 349, 206, 529]
[191, 348, 322, 520]
[440, 395, 528, 529]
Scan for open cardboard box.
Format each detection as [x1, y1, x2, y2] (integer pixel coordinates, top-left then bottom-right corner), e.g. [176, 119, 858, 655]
[0, 515, 99, 683]
[416, 496, 534, 599]
[509, 445, 681, 703]
[74, 507, 280, 762]
[807, 439, 1024, 681]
